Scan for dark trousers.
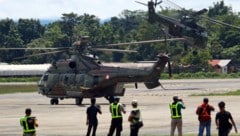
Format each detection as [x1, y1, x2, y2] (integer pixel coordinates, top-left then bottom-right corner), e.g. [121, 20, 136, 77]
[86, 123, 98, 136]
[218, 129, 231, 136]
[130, 125, 140, 136]
[23, 132, 36, 136]
[108, 118, 123, 136]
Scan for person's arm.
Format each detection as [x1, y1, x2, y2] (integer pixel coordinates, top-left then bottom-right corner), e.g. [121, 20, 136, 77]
[34, 117, 39, 127]
[86, 109, 89, 125]
[179, 101, 186, 109]
[210, 105, 215, 111]
[121, 104, 126, 114]
[128, 112, 133, 122]
[121, 105, 126, 114]
[20, 118, 23, 126]
[196, 106, 200, 115]
[97, 105, 102, 114]
[215, 114, 219, 129]
[230, 117, 238, 133]
[109, 105, 112, 113]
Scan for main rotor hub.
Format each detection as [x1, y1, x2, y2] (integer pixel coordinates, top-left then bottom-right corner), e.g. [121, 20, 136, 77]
[72, 36, 90, 52]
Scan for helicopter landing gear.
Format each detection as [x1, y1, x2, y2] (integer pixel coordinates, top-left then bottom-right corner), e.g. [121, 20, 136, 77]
[50, 98, 59, 105]
[75, 97, 83, 105]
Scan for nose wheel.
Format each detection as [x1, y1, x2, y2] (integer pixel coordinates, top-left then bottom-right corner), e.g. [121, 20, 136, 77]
[50, 98, 59, 105]
[75, 97, 83, 105]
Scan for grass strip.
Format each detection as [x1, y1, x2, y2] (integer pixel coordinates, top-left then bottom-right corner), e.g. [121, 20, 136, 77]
[0, 85, 37, 94]
[191, 90, 240, 96]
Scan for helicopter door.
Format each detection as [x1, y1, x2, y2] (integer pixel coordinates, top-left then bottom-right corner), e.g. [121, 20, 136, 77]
[46, 74, 59, 87]
[93, 76, 99, 86]
[76, 74, 84, 86]
[60, 74, 76, 85]
[113, 83, 125, 96]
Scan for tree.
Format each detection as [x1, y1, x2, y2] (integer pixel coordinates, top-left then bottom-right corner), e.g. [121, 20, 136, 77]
[208, 0, 232, 17]
[60, 12, 80, 45]
[181, 49, 212, 70]
[0, 18, 24, 62]
[17, 19, 44, 44]
[221, 45, 240, 64]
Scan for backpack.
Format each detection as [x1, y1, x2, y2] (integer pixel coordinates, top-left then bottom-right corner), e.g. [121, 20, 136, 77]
[197, 104, 211, 121]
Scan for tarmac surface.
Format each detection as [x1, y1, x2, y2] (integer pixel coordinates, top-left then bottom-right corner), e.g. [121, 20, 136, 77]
[1, 79, 240, 136]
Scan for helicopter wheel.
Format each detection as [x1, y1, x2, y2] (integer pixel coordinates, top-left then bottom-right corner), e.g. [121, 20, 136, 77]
[75, 97, 83, 105]
[50, 98, 59, 105]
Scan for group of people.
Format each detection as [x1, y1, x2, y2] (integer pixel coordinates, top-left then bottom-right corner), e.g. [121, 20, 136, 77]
[86, 96, 143, 136]
[20, 96, 143, 136]
[20, 96, 238, 136]
[170, 96, 238, 136]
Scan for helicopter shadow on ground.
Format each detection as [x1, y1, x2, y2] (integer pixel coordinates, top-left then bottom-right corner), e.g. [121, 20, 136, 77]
[160, 87, 204, 91]
[37, 102, 111, 107]
[37, 103, 87, 107]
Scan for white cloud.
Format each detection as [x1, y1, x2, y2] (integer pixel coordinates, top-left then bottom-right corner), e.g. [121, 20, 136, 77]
[0, 0, 239, 20]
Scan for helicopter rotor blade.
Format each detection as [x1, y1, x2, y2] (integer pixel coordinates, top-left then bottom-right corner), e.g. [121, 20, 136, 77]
[165, 0, 183, 10]
[104, 38, 185, 47]
[203, 16, 240, 29]
[92, 48, 137, 53]
[14, 50, 66, 60]
[0, 47, 70, 50]
[135, 1, 148, 6]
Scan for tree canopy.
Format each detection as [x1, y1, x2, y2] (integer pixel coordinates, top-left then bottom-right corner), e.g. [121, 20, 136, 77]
[0, 1, 239, 73]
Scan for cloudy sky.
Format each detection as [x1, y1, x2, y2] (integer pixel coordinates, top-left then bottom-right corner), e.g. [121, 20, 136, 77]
[0, 0, 239, 20]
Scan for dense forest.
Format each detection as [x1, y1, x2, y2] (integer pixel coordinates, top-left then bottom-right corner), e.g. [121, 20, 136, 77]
[0, 1, 239, 72]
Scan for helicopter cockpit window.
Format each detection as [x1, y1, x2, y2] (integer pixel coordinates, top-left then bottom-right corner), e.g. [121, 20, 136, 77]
[43, 74, 49, 81]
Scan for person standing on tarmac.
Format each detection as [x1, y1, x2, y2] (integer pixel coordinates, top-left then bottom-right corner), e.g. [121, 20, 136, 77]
[107, 96, 126, 136]
[169, 96, 186, 136]
[196, 98, 215, 136]
[20, 108, 39, 136]
[215, 101, 238, 136]
[86, 98, 102, 136]
[128, 100, 143, 136]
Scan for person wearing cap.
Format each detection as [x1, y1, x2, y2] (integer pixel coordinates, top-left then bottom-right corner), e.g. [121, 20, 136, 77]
[196, 98, 215, 136]
[169, 96, 186, 136]
[128, 100, 143, 136]
[86, 98, 102, 136]
[107, 96, 126, 136]
[20, 108, 39, 136]
[215, 101, 237, 136]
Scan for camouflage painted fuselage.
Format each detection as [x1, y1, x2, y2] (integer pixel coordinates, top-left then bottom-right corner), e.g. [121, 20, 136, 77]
[38, 54, 169, 99]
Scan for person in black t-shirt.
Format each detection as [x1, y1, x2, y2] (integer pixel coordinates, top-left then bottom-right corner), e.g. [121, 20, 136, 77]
[215, 101, 237, 136]
[86, 98, 102, 136]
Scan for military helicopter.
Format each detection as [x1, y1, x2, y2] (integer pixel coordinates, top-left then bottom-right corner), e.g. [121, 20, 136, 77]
[136, 0, 240, 48]
[0, 36, 184, 105]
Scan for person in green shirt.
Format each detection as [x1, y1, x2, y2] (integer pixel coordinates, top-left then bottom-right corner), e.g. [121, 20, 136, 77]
[20, 108, 39, 136]
[169, 96, 186, 136]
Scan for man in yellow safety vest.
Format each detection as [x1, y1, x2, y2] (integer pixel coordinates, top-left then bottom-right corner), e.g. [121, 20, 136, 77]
[107, 96, 126, 136]
[20, 108, 39, 136]
[169, 96, 186, 136]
